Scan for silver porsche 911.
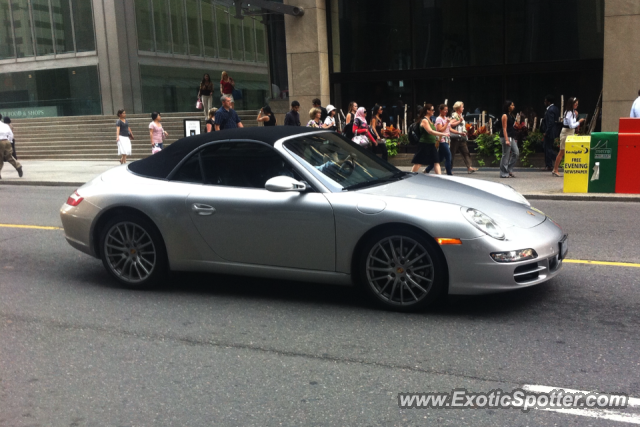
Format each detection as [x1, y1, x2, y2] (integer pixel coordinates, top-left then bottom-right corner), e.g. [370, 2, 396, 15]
[60, 127, 567, 311]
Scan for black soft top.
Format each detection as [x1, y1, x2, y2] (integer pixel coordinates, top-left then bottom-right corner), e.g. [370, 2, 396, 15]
[128, 127, 326, 179]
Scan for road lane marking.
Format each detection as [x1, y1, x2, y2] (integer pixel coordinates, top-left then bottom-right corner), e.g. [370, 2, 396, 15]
[564, 259, 640, 268]
[0, 223, 62, 230]
[523, 385, 640, 424]
[1, 223, 640, 269]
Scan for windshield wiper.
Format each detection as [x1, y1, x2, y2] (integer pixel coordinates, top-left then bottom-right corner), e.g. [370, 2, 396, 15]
[342, 171, 406, 191]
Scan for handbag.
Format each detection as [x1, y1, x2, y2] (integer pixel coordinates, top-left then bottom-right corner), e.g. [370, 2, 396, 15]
[152, 144, 162, 154]
[196, 98, 203, 110]
[232, 88, 243, 100]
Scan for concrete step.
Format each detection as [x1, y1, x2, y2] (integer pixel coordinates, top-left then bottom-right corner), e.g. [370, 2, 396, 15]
[9, 111, 259, 124]
[13, 121, 259, 133]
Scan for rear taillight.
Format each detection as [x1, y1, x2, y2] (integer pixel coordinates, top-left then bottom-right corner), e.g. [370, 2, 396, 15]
[66, 190, 84, 206]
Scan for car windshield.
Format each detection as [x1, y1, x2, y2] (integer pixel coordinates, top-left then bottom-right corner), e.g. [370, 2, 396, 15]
[282, 132, 401, 191]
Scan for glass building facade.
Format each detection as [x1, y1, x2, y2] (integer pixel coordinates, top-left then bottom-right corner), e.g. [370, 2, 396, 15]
[133, 0, 270, 112]
[1, 0, 96, 58]
[329, 0, 604, 125]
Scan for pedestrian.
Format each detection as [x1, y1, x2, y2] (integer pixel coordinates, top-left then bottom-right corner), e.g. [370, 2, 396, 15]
[630, 89, 640, 117]
[198, 74, 214, 119]
[541, 95, 560, 171]
[284, 100, 301, 126]
[343, 102, 358, 140]
[433, 104, 454, 175]
[449, 101, 477, 174]
[116, 109, 133, 164]
[324, 105, 337, 131]
[499, 100, 519, 178]
[553, 97, 585, 177]
[257, 105, 276, 126]
[206, 108, 218, 132]
[0, 114, 22, 179]
[307, 108, 324, 128]
[351, 107, 377, 148]
[3, 117, 16, 159]
[312, 98, 328, 122]
[149, 112, 168, 153]
[370, 104, 388, 161]
[214, 94, 243, 131]
[220, 71, 235, 108]
[410, 105, 447, 174]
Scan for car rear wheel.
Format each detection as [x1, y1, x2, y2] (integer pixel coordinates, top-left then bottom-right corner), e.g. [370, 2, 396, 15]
[358, 228, 446, 311]
[100, 214, 167, 289]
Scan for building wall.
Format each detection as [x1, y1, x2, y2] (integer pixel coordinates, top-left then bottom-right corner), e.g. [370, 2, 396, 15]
[602, 0, 640, 131]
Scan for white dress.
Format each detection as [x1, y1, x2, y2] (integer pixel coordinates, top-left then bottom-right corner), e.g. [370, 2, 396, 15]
[118, 136, 132, 156]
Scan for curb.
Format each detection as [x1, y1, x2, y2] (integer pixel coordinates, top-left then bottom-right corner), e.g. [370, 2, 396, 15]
[0, 181, 84, 187]
[524, 194, 640, 202]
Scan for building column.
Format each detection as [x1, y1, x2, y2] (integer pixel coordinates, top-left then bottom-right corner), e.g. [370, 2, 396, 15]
[283, 0, 330, 114]
[93, 0, 142, 116]
[602, 0, 640, 131]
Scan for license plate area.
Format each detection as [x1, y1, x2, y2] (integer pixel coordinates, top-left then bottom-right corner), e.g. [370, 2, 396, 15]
[559, 235, 568, 260]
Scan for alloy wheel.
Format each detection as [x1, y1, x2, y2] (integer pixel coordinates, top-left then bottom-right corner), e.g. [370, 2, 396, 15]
[365, 236, 435, 306]
[103, 222, 157, 284]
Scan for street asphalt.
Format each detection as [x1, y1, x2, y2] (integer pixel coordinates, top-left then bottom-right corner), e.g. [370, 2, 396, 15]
[1, 186, 639, 426]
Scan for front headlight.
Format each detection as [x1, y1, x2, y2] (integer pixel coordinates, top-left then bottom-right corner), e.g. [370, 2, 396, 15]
[461, 207, 505, 240]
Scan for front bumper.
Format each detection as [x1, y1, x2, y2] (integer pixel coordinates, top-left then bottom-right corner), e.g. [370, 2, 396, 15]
[60, 200, 102, 257]
[442, 218, 566, 295]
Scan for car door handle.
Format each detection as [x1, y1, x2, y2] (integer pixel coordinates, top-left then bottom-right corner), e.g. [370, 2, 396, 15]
[192, 203, 216, 216]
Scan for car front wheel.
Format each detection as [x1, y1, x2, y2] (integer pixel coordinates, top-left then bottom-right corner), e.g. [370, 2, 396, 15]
[359, 228, 446, 311]
[99, 214, 167, 289]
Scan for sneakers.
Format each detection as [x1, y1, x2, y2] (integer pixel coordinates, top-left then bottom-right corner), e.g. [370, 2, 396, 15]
[17, 166, 23, 177]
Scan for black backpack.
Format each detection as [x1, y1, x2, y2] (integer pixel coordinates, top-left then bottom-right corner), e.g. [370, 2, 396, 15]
[408, 121, 420, 145]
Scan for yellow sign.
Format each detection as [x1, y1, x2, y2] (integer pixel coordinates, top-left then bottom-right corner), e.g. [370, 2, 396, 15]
[563, 136, 591, 193]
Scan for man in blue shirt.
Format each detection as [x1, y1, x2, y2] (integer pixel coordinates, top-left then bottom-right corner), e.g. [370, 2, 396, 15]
[630, 89, 640, 118]
[215, 95, 244, 131]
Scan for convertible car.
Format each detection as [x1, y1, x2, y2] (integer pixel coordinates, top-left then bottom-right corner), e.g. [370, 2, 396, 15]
[61, 127, 567, 311]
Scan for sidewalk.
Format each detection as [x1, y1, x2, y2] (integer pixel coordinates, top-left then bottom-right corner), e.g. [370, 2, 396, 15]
[1, 160, 639, 202]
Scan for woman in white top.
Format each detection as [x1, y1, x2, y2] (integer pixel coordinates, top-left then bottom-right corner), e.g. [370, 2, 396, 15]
[552, 97, 585, 177]
[324, 105, 337, 130]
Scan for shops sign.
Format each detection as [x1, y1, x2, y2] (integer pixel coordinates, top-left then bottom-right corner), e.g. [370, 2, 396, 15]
[0, 106, 59, 118]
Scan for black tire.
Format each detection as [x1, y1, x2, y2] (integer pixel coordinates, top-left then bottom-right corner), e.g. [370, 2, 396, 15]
[99, 213, 167, 289]
[357, 227, 446, 312]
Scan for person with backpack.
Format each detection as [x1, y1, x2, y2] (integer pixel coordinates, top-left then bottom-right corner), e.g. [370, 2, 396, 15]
[449, 101, 477, 174]
[410, 105, 448, 174]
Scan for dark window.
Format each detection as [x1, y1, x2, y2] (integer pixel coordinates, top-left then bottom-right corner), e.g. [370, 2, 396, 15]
[336, 0, 411, 72]
[172, 151, 203, 183]
[51, 0, 74, 53]
[199, 142, 297, 189]
[412, 0, 504, 69]
[70, 0, 94, 51]
[134, 0, 155, 52]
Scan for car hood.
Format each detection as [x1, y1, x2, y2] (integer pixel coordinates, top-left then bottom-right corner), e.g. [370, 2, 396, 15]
[358, 173, 545, 229]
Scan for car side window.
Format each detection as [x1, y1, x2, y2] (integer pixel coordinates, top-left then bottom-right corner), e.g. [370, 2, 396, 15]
[172, 152, 203, 183]
[199, 141, 299, 189]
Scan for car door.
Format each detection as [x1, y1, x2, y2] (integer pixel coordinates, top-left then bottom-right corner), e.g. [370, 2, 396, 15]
[184, 140, 336, 271]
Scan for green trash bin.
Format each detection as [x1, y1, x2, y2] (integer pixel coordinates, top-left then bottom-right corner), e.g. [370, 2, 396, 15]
[588, 132, 618, 193]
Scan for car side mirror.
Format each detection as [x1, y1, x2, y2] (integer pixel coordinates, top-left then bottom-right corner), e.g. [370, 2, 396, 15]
[265, 176, 307, 192]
